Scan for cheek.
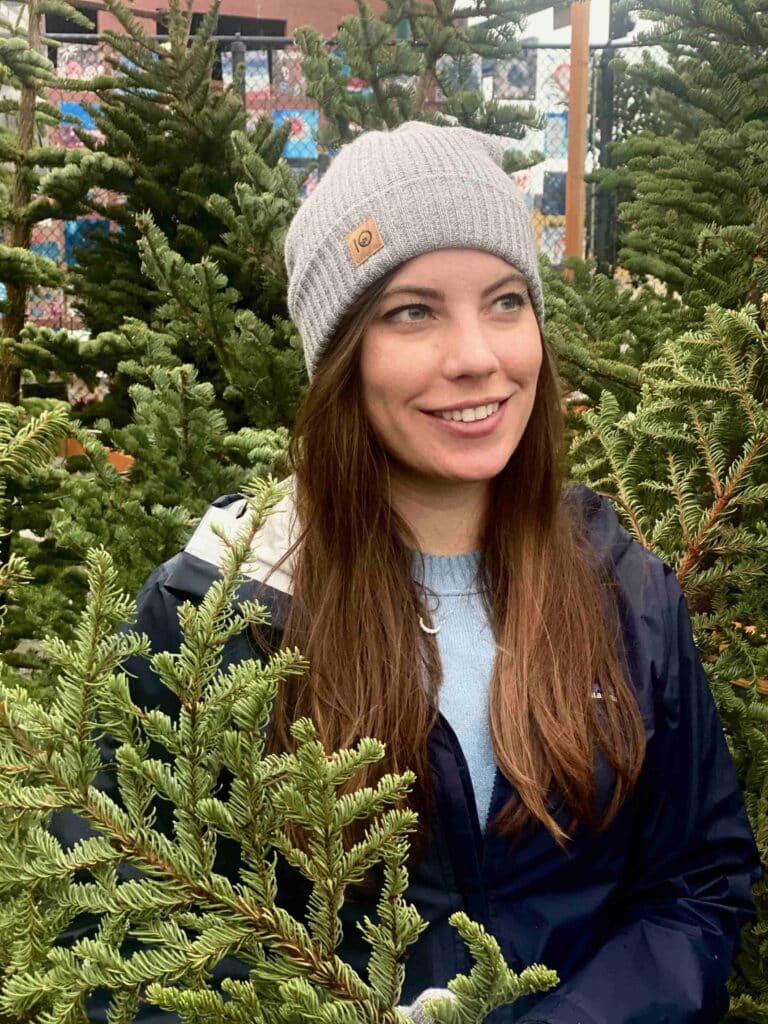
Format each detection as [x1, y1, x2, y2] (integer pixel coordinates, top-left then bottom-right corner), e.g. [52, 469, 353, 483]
[360, 335, 428, 413]
[505, 329, 544, 382]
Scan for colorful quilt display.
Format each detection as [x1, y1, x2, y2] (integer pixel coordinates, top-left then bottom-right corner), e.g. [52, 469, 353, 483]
[31, 241, 61, 263]
[273, 49, 306, 100]
[57, 43, 103, 80]
[58, 101, 97, 131]
[272, 109, 319, 160]
[541, 171, 567, 216]
[544, 111, 568, 160]
[222, 50, 270, 98]
[541, 223, 566, 265]
[493, 49, 537, 100]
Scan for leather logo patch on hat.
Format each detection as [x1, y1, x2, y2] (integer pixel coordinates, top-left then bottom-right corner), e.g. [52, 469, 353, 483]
[347, 216, 384, 267]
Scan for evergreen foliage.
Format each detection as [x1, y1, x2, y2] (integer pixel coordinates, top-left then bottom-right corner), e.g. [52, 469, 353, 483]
[7, 122, 298, 682]
[0, 398, 85, 688]
[570, 298, 768, 1020]
[49, 363, 290, 596]
[37, 0, 302, 432]
[0, 0, 94, 405]
[43, 0, 244, 331]
[0, 402, 71, 605]
[540, 256, 691, 413]
[0, 476, 558, 1023]
[25, 116, 306, 430]
[4, 353, 289, 691]
[0, 401, 73, 694]
[593, 0, 768, 308]
[295, 0, 558, 162]
[2, 233, 293, 683]
[609, 48, 680, 144]
[132, 197, 305, 431]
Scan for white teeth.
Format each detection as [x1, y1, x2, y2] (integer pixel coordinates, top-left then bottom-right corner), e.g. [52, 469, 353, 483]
[438, 401, 500, 423]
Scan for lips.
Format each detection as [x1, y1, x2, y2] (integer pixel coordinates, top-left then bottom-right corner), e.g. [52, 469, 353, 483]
[421, 396, 509, 436]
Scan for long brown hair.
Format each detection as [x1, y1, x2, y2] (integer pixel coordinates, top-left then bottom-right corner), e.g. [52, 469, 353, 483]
[258, 267, 646, 863]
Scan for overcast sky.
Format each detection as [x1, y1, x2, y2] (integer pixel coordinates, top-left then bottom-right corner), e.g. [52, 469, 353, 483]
[519, 1, 651, 47]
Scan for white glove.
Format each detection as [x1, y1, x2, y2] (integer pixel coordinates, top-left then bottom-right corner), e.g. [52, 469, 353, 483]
[398, 987, 456, 1023]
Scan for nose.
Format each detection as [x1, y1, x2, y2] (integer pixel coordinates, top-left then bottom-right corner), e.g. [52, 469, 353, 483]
[441, 312, 502, 379]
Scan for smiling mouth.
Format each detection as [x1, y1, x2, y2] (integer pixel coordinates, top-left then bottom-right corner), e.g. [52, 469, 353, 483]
[423, 396, 510, 422]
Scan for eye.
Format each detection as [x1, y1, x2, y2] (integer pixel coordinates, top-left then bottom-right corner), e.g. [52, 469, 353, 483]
[382, 303, 430, 324]
[493, 291, 527, 312]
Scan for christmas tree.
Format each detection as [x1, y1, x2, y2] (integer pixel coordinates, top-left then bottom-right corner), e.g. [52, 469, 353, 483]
[7, 332, 291, 689]
[38, 0, 302, 432]
[295, 0, 556, 164]
[37, 194, 299, 611]
[0, 475, 558, 1023]
[539, 255, 691, 414]
[0, 401, 72, 690]
[593, 0, 768, 309]
[570, 294, 768, 1018]
[6, 96, 303, 679]
[0, 0, 88, 405]
[0, 136, 300, 684]
[2, 227, 295, 687]
[0, 0, 118, 683]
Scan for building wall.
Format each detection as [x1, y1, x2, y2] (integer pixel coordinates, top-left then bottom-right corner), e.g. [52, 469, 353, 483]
[219, 0, 388, 36]
[96, 0, 388, 38]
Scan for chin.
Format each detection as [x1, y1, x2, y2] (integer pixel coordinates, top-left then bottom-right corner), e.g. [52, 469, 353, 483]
[427, 457, 511, 483]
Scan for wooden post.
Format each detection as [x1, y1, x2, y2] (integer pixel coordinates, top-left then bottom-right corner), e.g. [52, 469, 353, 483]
[565, 0, 591, 270]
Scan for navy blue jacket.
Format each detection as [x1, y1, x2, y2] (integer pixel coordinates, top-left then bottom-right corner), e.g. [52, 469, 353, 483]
[54, 482, 760, 1023]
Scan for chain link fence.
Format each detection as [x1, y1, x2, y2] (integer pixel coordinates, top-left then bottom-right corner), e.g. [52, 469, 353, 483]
[21, 34, 664, 335]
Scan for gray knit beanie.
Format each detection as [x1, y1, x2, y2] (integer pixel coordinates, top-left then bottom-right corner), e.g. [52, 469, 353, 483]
[284, 120, 544, 380]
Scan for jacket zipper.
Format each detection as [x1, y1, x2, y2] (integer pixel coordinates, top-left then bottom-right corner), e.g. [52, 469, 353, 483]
[435, 710, 497, 926]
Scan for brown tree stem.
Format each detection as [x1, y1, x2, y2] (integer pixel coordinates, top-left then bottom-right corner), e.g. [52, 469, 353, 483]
[1, 0, 42, 405]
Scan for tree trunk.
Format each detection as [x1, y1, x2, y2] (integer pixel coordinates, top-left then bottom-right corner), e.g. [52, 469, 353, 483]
[1, 0, 42, 405]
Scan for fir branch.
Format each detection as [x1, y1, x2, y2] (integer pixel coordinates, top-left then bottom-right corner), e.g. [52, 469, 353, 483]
[0, 474, 556, 1020]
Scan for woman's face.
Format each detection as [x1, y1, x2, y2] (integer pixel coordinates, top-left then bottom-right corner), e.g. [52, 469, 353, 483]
[359, 248, 543, 490]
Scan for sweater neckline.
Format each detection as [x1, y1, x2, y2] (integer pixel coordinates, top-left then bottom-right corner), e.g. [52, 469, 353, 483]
[409, 549, 483, 596]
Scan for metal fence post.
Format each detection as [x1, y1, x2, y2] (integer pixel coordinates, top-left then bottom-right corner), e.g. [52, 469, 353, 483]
[595, 44, 617, 275]
[231, 32, 246, 110]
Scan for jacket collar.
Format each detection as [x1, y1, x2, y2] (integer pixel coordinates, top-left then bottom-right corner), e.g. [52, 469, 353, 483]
[183, 477, 300, 597]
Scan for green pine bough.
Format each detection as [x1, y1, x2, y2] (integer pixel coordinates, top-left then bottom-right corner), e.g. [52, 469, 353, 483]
[293, 0, 553, 153]
[568, 298, 768, 1020]
[0, 475, 557, 1024]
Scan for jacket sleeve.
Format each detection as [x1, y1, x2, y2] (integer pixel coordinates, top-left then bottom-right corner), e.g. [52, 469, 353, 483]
[519, 568, 762, 1024]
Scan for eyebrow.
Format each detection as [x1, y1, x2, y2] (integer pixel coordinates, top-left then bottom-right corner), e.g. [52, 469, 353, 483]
[380, 271, 528, 303]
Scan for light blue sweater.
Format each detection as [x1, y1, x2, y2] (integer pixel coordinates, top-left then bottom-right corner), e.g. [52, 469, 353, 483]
[411, 550, 497, 831]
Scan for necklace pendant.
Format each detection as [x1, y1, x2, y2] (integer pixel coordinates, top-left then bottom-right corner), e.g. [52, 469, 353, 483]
[418, 615, 441, 635]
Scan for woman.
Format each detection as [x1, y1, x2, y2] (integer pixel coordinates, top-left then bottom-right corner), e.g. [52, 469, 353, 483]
[88, 121, 759, 1022]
